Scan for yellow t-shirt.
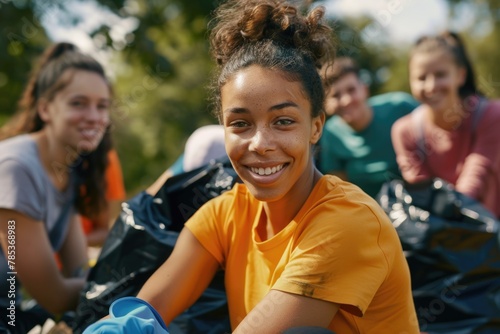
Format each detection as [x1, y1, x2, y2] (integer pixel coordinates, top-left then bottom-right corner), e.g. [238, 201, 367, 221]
[185, 175, 419, 333]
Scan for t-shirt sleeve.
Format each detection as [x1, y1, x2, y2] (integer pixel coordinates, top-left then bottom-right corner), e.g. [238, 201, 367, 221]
[0, 158, 43, 221]
[184, 195, 228, 267]
[273, 203, 392, 317]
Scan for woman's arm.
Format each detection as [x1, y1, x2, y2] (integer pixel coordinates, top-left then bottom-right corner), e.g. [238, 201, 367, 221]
[146, 168, 173, 196]
[455, 103, 500, 199]
[234, 290, 339, 333]
[0, 209, 85, 315]
[137, 227, 220, 324]
[391, 115, 433, 183]
[58, 214, 89, 278]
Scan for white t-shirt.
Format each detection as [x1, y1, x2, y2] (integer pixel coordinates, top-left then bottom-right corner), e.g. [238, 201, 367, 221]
[183, 125, 226, 172]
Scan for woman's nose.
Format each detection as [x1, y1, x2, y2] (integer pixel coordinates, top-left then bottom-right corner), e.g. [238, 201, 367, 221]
[248, 128, 274, 155]
[424, 76, 437, 93]
[86, 105, 108, 124]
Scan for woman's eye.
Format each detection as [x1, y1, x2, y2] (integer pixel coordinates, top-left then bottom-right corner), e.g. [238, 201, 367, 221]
[98, 104, 110, 111]
[436, 71, 447, 79]
[276, 119, 294, 126]
[71, 101, 84, 107]
[230, 121, 248, 128]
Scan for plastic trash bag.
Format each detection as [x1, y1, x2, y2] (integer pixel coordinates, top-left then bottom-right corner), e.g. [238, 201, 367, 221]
[377, 179, 500, 333]
[72, 158, 239, 334]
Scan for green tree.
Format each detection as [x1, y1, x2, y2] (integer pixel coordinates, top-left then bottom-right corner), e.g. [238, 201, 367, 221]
[95, 0, 220, 194]
[0, 1, 51, 124]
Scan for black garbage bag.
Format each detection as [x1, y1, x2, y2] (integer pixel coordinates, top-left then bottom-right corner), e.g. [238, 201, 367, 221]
[71, 158, 240, 334]
[377, 179, 500, 334]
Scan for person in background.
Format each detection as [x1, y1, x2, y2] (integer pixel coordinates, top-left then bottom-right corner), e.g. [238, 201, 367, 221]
[146, 124, 226, 195]
[0, 42, 112, 333]
[81, 149, 126, 247]
[183, 124, 226, 172]
[317, 57, 419, 198]
[391, 31, 500, 218]
[87, 0, 419, 332]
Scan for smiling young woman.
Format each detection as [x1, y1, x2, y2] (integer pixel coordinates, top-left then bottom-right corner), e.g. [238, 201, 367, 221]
[391, 31, 500, 218]
[0, 42, 113, 333]
[87, 1, 419, 333]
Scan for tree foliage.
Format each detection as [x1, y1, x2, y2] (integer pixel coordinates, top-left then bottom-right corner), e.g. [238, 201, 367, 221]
[0, 1, 51, 124]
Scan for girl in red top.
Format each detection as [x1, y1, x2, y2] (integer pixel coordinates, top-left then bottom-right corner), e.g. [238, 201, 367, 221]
[391, 31, 500, 218]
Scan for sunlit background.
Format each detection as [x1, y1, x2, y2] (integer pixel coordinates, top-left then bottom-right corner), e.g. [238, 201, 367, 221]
[1, 0, 499, 194]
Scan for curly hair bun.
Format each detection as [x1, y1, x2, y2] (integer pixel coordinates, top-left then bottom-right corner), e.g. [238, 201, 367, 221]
[210, 0, 334, 67]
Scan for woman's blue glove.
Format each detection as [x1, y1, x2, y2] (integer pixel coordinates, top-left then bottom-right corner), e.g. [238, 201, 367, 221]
[83, 297, 169, 333]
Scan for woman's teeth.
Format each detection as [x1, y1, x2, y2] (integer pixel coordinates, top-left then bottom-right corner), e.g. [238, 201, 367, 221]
[250, 164, 284, 176]
[82, 129, 98, 137]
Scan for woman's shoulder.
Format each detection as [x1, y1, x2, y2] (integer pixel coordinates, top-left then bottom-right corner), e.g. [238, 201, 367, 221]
[0, 135, 41, 178]
[391, 108, 421, 142]
[314, 176, 387, 214]
[189, 182, 257, 231]
[0, 135, 47, 218]
[208, 182, 255, 210]
[0, 134, 37, 161]
[473, 99, 500, 131]
[0, 134, 40, 171]
[302, 176, 395, 233]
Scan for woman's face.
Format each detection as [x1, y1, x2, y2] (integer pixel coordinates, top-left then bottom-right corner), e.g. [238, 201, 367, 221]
[409, 50, 466, 114]
[39, 69, 111, 154]
[221, 65, 324, 203]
